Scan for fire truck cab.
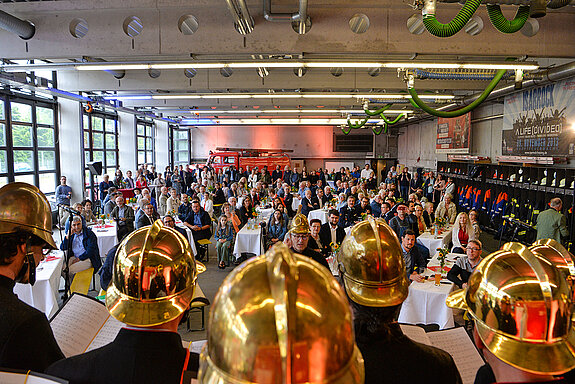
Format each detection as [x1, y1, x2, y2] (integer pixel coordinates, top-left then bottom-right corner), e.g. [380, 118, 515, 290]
[206, 148, 292, 172]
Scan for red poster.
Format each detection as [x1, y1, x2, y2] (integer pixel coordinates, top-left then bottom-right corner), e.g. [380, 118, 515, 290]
[436, 113, 471, 153]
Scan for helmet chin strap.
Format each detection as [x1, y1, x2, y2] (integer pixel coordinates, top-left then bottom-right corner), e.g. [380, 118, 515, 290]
[15, 241, 36, 286]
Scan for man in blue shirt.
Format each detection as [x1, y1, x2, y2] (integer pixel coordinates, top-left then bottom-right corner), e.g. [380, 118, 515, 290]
[60, 216, 101, 280]
[184, 200, 212, 261]
[56, 176, 73, 227]
[400, 229, 426, 282]
[55, 176, 72, 206]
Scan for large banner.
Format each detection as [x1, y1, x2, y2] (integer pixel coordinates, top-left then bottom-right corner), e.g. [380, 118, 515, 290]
[436, 113, 471, 153]
[502, 80, 575, 156]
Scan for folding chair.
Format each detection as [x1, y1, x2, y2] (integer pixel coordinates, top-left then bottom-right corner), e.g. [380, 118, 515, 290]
[187, 284, 210, 332]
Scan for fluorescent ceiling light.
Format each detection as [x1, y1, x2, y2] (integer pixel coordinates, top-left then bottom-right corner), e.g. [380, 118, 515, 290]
[103, 93, 453, 101]
[187, 109, 413, 114]
[180, 118, 389, 125]
[73, 61, 539, 72]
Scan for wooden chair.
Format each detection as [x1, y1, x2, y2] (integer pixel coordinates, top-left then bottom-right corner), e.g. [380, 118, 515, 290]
[197, 239, 212, 262]
[187, 284, 210, 332]
[70, 267, 94, 295]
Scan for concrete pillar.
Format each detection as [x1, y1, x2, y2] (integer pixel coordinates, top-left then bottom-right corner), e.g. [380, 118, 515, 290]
[155, 120, 169, 172]
[118, 112, 136, 174]
[57, 98, 84, 202]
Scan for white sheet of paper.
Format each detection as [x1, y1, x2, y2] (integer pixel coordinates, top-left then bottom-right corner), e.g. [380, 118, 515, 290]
[50, 294, 111, 357]
[84, 315, 124, 352]
[427, 327, 485, 384]
[399, 324, 432, 346]
[0, 371, 66, 384]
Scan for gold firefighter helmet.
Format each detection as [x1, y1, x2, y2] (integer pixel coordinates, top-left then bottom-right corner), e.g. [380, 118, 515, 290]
[0, 182, 56, 249]
[338, 216, 408, 307]
[198, 242, 365, 384]
[289, 213, 310, 234]
[529, 239, 575, 288]
[106, 220, 205, 327]
[446, 242, 575, 375]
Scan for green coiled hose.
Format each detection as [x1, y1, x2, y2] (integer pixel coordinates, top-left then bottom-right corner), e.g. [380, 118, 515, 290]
[422, 0, 482, 37]
[486, 4, 530, 33]
[408, 68, 507, 118]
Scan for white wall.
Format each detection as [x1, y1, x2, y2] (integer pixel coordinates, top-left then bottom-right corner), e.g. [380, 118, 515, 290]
[398, 103, 507, 171]
[190, 125, 375, 167]
[58, 98, 84, 202]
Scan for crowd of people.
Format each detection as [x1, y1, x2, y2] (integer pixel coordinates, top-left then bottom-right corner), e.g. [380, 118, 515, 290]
[3, 180, 575, 384]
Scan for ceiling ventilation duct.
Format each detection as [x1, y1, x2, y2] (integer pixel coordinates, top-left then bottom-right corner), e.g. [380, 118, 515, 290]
[0, 10, 35, 40]
[263, 0, 312, 34]
[225, 0, 254, 35]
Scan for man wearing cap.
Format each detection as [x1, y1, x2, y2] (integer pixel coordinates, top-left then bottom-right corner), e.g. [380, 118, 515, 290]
[389, 202, 419, 238]
[338, 217, 461, 384]
[284, 213, 330, 270]
[47, 221, 203, 383]
[447, 242, 575, 383]
[0, 183, 64, 372]
[536, 197, 568, 243]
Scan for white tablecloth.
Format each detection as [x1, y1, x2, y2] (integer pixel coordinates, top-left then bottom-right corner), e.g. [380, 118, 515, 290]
[14, 250, 64, 318]
[233, 225, 263, 259]
[398, 251, 458, 329]
[308, 209, 329, 224]
[292, 196, 301, 211]
[175, 220, 198, 256]
[91, 222, 118, 262]
[417, 225, 453, 253]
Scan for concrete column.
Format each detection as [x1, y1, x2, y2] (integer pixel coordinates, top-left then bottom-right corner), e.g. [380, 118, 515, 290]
[155, 120, 169, 172]
[57, 98, 84, 202]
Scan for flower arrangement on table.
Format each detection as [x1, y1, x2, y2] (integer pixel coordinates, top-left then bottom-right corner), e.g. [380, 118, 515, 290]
[327, 242, 341, 275]
[251, 207, 258, 218]
[361, 212, 369, 221]
[436, 247, 449, 271]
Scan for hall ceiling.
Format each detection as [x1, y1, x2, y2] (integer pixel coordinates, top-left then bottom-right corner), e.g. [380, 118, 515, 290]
[0, 0, 574, 122]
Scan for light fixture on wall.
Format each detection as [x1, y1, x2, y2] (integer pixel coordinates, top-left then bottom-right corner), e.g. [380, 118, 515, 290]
[179, 117, 407, 125]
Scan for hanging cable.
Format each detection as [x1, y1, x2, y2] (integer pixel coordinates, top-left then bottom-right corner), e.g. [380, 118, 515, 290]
[407, 68, 507, 117]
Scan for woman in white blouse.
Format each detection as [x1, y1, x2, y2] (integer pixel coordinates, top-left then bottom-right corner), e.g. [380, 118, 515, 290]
[451, 212, 476, 254]
[201, 192, 214, 218]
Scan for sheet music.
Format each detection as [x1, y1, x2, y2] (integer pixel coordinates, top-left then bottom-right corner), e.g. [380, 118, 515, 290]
[427, 327, 485, 384]
[399, 324, 432, 346]
[0, 371, 66, 384]
[50, 294, 110, 357]
[85, 315, 124, 352]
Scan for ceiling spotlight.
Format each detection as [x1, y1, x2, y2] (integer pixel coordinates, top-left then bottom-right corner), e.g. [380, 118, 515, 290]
[330, 67, 344, 77]
[220, 66, 233, 77]
[184, 68, 197, 78]
[464, 15, 483, 36]
[349, 13, 370, 34]
[294, 67, 307, 77]
[368, 67, 381, 77]
[257, 67, 269, 78]
[148, 68, 161, 79]
[407, 14, 425, 35]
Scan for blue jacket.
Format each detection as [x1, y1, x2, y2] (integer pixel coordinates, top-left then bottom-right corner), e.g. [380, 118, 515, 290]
[214, 223, 235, 243]
[370, 201, 382, 217]
[268, 221, 288, 241]
[60, 227, 102, 272]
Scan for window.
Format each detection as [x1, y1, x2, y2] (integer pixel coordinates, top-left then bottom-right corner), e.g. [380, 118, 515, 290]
[171, 126, 190, 166]
[136, 120, 154, 167]
[334, 134, 374, 152]
[224, 156, 235, 164]
[83, 111, 119, 190]
[0, 96, 59, 194]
